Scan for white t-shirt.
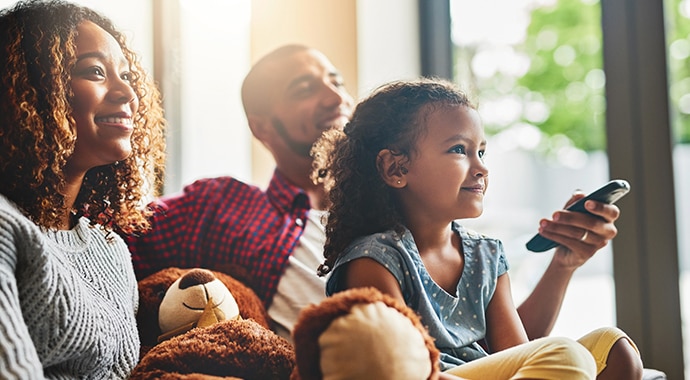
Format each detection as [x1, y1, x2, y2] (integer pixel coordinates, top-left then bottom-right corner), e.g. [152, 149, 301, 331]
[267, 209, 328, 342]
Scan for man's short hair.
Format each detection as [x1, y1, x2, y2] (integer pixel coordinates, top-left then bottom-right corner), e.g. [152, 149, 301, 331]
[241, 44, 311, 116]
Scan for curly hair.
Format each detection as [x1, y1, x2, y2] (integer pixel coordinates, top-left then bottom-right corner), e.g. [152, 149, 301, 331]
[0, 0, 166, 234]
[312, 78, 474, 276]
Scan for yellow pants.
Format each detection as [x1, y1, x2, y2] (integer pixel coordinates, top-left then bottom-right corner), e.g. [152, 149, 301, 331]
[445, 336, 596, 380]
[577, 326, 639, 374]
[444, 327, 638, 380]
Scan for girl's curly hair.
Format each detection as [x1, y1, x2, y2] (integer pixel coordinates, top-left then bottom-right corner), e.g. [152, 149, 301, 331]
[0, 0, 166, 234]
[311, 78, 473, 276]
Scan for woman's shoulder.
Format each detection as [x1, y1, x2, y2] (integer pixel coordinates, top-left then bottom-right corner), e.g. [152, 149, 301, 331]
[0, 194, 36, 230]
[0, 194, 46, 265]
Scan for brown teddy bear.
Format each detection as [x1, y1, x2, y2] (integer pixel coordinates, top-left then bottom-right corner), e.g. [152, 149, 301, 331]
[132, 268, 441, 380]
[131, 267, 295, 380]
[290, 287, 441, 380]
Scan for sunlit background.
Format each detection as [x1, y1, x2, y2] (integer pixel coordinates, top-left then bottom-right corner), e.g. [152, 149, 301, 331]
[451, 2, 689, 378]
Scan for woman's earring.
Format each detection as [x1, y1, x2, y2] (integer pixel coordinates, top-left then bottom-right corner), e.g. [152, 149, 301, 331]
[396, 180, 402, 184]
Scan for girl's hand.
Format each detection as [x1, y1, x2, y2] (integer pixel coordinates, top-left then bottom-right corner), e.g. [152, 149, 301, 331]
[537, 192, 620, 270]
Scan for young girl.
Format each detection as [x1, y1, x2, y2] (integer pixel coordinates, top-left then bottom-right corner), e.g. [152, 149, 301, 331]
[312, 78, 642, 379]
[0, 0, 165, 378]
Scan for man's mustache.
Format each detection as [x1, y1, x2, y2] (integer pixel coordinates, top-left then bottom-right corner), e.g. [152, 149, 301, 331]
[271, 118, 316, 158]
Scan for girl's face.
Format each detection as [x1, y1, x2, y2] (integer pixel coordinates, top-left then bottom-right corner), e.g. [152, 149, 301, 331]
[67, 20, 138, 173]
[400, 105, 488, 223]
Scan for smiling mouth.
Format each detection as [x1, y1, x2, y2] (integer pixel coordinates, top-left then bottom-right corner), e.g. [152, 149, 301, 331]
[462, 187, 485, 193]
[95, 116, 132, 125]
[182, 295, 225, 311]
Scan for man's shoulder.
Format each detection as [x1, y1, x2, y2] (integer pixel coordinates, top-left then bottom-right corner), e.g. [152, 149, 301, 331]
[152, 176, 267, 215]
[172, 176, 264, 199]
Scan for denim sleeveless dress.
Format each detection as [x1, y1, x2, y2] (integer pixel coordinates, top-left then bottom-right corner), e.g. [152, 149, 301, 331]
[326, 221, 509, 370]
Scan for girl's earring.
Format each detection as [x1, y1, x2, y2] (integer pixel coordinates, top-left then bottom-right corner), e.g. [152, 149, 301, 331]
[396, 180, 402, 184]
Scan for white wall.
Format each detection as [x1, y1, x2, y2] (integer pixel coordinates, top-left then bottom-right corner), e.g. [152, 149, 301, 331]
[356, 0, 421, 98]
[173, 0, 252, 190]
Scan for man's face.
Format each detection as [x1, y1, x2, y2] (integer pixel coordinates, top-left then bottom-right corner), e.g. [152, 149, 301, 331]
[265, 49, 354, 159]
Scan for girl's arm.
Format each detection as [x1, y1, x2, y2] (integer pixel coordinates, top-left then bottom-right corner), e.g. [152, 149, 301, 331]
[484, 273, 529, 353]
[517, 195, 620, 339]
[342, 257, 405, 302]
[516, 257, 574, 340]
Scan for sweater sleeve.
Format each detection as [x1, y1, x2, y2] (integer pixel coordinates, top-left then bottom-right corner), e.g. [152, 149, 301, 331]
[0, 213, 45, 379]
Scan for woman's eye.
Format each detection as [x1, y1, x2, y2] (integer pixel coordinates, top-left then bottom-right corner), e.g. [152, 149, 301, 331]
[449, 145, 466, 155]
[121, 71, 133, 82]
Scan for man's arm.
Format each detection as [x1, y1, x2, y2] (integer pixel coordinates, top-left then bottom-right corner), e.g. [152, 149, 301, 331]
[517, 193, 621, 339]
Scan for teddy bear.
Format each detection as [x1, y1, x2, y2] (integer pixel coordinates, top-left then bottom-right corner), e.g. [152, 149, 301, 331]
[131, 267, 441, 380]
[290, 286, 441, 380]
[130, 267, 295, 380]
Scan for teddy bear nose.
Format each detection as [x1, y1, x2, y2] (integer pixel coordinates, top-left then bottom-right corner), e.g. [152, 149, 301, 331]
[178, 268, 216, 289]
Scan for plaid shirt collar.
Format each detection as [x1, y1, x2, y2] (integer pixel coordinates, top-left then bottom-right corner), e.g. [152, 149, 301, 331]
[266, 169, 312, 213]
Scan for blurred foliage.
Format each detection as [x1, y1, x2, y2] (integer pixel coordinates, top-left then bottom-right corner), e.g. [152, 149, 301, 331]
[666, 0, 690, 144]
[453, 0, 690, 154]
[518, 0, 605, 152]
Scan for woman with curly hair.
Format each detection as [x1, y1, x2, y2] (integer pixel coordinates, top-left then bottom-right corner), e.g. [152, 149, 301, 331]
[0, 0, 165, 378]
[312, 78, 643, 379]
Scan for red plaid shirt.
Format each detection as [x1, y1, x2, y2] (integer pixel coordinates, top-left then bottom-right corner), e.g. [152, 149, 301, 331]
[124, 170, 310, 307]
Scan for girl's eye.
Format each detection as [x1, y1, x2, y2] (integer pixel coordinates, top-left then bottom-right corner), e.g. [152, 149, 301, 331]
[449, 145, 466, 155]
[479, 150, 486, 159]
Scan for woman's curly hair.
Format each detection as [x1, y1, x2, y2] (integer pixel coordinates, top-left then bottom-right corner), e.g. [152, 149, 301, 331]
[0, 0, 166, 234]
[311, 78, 473, 276]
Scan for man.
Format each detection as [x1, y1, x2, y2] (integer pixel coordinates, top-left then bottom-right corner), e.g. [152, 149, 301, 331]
[126, 44, 621, 342]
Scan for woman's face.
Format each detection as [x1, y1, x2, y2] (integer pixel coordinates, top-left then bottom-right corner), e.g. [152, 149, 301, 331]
[67, 20, 138, 173]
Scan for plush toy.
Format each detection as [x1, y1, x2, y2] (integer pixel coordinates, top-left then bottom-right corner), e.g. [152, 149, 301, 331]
[132, 268, 441, 380]
[131, 267, 295, 380]
[290, 287, 441, 380]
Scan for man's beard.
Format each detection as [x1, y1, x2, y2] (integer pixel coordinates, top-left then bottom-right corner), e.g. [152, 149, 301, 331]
[271, 118, 316, 158]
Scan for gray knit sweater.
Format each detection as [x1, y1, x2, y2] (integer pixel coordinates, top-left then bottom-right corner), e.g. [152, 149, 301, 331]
[0, 194, 140, 379]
